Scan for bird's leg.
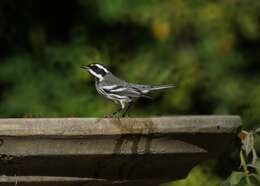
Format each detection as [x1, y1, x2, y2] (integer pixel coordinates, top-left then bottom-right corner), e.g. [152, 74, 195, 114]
[112, 109, 122, 116]
[122, 102, 132, 117]
[111, 100, 128, 118]
[103, 108, 121, 118]
[105, 100, 131, 118]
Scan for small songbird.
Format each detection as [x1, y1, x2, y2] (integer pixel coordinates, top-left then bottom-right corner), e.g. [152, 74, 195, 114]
[81, 63, 174, 117]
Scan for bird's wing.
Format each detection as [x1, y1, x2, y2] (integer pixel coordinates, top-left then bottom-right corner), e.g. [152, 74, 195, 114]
[102, 85, 151, 99]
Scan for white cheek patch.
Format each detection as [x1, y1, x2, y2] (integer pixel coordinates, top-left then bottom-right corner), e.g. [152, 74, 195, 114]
[95, 64, 109, 73]
[88, 69, 103, 81]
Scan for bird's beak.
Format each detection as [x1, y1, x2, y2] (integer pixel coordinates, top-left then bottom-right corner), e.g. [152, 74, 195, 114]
[80, 65, 89, 70]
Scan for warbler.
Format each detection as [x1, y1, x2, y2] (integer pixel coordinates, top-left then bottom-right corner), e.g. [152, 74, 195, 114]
[81, 63, 174, 117]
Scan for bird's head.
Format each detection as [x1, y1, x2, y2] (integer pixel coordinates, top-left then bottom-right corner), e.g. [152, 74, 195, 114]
[81, 63, 109, 81]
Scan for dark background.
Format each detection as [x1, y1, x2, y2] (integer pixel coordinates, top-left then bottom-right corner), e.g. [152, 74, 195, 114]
[0, 0, 259, 185]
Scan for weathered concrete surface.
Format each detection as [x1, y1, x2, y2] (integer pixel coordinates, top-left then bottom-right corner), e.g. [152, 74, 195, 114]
[0, 116, 241, 185]
[0, 116, 240, 136]
[0, 176, 104, 186]
[0, 176, 164, 186]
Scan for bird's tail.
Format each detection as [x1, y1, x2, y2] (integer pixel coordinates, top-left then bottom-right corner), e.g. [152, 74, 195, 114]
[147, 84, 175, 91]
[133, 84, 175, 93]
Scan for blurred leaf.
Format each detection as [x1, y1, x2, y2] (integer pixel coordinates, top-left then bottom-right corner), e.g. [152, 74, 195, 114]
[228, 171, 245, 185]
[151, 18, 171, 41]
[236, 177, 248, 186]
[255, 128, 260, 135]
[221, 180, 231, 186]
[249, 174, 260, 186]
[240, 130, 255, 158]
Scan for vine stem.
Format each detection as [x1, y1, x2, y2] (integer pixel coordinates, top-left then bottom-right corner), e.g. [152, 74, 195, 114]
[240, 149, 252, 185]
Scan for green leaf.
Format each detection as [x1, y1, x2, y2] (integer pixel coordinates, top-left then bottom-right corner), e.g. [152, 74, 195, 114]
[255, 160, 260, 173]
[255, 128, 260, 135]
[241, 131, 255, 157]
[236, 177, 248, 186]
[249, 174, 260, 186]
[251, 148, 258, 165]
[228, 171, 245, 185]
[221, 180, 231, 186]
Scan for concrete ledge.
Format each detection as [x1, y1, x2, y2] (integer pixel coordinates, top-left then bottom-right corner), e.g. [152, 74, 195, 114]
[0, 116, 240, 136]
[0, 176, 163, 186]
[0, 176, 104, 186]
[0, 116, 241, 185]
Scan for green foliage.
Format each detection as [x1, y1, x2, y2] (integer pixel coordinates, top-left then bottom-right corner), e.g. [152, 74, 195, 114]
[164, 161, 221, 186]
[221, 130, 260, 186]
[0, 0, 260, 185]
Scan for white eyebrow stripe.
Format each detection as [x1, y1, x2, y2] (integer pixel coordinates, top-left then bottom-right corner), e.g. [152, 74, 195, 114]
[95, 64, 109, 73]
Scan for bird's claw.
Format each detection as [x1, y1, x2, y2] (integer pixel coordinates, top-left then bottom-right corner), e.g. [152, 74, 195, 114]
[103, 112, 121, 119]
[103, 107, 129, 118]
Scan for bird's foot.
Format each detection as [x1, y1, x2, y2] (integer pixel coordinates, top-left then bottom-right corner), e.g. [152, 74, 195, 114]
[121, 112, 129, 118]
[103, 107, 130, 118]
[104, 112, 121, 119]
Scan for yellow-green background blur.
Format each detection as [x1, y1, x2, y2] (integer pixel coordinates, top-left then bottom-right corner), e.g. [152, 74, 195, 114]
[0, 0, 259, 185]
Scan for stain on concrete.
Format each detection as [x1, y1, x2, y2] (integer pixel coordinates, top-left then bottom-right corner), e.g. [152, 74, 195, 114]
[0, 154, 14, 161]
[113, 136, 125, 155]
[144, 137, 152, 154]
[131, 135, 141, 154]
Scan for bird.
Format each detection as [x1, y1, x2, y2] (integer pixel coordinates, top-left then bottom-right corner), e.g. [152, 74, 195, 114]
[81, 63, 174, 117]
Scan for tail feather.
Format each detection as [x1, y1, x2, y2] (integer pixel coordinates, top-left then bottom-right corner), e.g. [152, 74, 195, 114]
[149, 84, 175, 91]
[142, 84, 175, 93]
[133, 84, 175, 93]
